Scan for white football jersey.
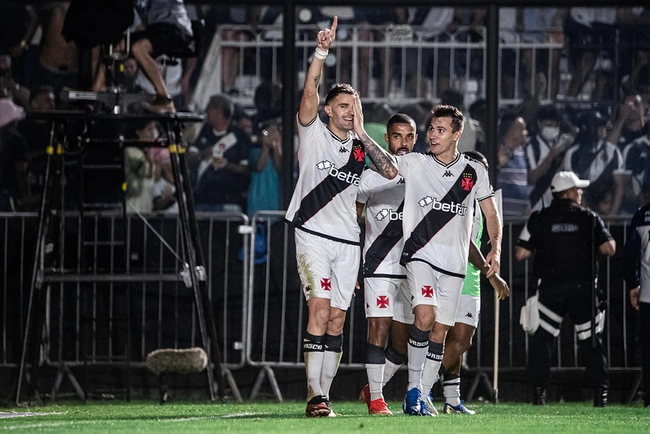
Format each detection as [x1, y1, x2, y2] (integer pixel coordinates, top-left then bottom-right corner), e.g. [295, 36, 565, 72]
[357, 169, 406, 277]
[285, 114, 366, 244]
[397, 152, 493, 277]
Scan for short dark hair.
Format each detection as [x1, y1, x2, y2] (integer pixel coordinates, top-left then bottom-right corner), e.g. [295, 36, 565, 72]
[387, 113, 416, 131]
[324, 83, 356, 106]
[207, 94, 234, 119]
[431, 104, 464, 133]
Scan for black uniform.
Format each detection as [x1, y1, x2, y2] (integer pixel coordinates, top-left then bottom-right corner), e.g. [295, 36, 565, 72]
[517, 198, 614, 403]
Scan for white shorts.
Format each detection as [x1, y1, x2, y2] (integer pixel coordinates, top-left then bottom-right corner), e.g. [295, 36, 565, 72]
[393, 279, 415, 324]
[406, 260, 464, 327]
[454, 294, 480, 328]
[294, 229, 360, 310]
[364, 277, 414, 324]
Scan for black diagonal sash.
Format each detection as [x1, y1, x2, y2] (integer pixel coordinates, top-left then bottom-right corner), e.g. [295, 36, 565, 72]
[401, 163, 477, 266]
[363, 199, 404, 276]
[292, 140, 365, 227]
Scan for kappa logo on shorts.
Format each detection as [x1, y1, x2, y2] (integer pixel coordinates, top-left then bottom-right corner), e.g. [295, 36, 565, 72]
[376, 296, 389, 308]
[421, 285, 434, 298]
[465, 312, 473, 319]
[320, 278, 331, 291]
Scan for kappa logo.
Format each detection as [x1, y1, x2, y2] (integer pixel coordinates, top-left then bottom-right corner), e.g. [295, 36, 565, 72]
[465, 312, 473, 319]
[418, 196, 467, 215]
[339, 147, 348, 153]
[376, 296, 390, 308]
[397, 177, 405, 184]
[442, 170, 453, 177]
[375, 208, 402, 221]
[316, 160, 361, 186]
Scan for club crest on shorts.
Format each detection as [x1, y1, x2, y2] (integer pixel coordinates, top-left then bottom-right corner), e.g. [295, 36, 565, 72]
[376, 295, 389, 308]
[421, 285, 434, 298]
[320, 278, 331, 291]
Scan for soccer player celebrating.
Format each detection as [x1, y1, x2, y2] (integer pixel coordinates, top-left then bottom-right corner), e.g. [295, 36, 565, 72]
[353, 100, 502, 415]
[285, 17, 366, 418]
[356, 113, 419, 415]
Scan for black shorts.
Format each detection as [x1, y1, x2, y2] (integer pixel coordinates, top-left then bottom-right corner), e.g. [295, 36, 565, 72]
[131, 23, 193, 58]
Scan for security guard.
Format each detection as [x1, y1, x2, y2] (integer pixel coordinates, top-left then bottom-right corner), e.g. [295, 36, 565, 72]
[515, 171, 616, 407]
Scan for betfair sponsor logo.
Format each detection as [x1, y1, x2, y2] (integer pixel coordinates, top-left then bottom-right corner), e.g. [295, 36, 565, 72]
[418, 196, 467, 216]
[317, 160, 360, 186]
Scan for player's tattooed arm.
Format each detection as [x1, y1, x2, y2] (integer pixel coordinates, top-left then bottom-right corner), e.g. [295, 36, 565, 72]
[352, 95, 399, 179]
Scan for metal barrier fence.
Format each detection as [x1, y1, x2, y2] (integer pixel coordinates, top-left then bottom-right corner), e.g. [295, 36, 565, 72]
[0, 211, 642, 401]
[0, 211, 250, 399]
[192, 23, 572, 111]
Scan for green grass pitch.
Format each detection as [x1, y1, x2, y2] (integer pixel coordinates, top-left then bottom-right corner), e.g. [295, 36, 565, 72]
[1, 400, 649, 433]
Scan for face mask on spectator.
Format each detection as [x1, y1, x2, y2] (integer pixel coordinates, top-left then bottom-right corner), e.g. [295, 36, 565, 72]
[541, 126, 559, 142]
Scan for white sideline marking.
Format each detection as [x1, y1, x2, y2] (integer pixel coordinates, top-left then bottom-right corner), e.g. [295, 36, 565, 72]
[0, 412, 268, 430]
[0, 412, 62, 419]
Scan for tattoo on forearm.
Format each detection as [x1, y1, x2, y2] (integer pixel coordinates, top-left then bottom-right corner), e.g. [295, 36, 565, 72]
[359, 133, 398, 178]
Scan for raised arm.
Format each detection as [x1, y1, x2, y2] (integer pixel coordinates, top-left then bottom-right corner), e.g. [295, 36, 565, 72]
[478, 197, 502, 278]
[351, 95, 399, 179]
[298, 17, 338, 126]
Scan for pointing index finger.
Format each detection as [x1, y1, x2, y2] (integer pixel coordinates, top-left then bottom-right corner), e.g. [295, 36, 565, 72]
[330, 16, 338, 38]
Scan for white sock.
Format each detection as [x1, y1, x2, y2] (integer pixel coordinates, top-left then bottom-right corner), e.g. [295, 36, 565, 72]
[366, 363, 385, 401]
[443, 376, 461, 406]
[407, 345, 427, 391]
[304, 350, 324, 401]
[321, 350, 342, 398]
[421, 358, 442, 395]
[421, 340, 444, 395]
[383, 359, 402, 386]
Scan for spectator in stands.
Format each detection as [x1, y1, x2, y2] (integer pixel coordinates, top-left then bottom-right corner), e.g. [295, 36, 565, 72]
[526, 104, 575, 211]
[520, 8, 565, 100]
[192, 93, 251, 213]
[131, 0, 193, 113]
[607, 89, 647, 154]
[623, 121, 650, 211]
[0, 97, 29, 211]
[0, 3, 37, 88]
[0, 54, 29, 108]
[563, 7, 617, 99]
[30, 2, 80, 99]
[496, 111, 531, 217]
[562, 111, 628, 216]
[124, 120, 159, 213]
